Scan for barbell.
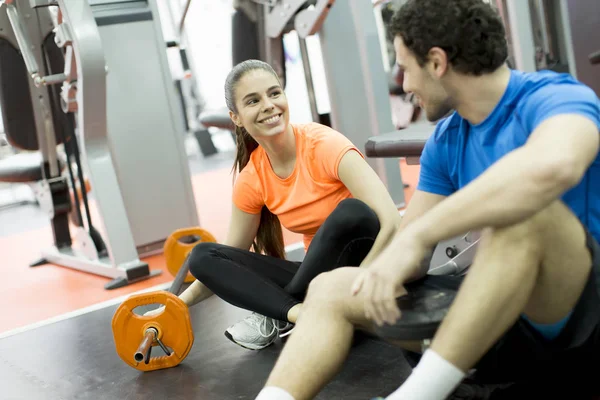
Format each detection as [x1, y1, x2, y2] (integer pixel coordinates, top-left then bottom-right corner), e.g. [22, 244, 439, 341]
[111, 227, 216, 372]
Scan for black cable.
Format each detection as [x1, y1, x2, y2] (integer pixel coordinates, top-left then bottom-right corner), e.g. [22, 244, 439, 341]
[37, 9, 95, 232]
[36, 9, 86, 229]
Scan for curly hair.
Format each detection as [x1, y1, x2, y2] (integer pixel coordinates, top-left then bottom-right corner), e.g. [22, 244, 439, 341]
[390, 0, 508, 75]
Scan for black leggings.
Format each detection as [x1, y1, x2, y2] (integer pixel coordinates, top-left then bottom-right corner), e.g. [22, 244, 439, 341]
[188, 198, 381, 322]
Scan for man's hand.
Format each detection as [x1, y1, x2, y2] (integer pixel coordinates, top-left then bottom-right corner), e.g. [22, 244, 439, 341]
[351, 231, 431, 326]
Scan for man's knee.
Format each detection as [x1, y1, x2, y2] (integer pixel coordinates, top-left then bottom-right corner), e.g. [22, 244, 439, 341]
[479, 210, 548, 255]
[479, 200, 576, 256]
[305, 268, 357, 306]
[303, 267, 372, 327]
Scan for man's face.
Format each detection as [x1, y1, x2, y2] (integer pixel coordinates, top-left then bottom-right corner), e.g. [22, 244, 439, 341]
[393, 36, 454, 122]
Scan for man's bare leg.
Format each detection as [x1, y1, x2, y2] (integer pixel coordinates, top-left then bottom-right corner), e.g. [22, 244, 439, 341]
[260, 267, 423, 400]
[260, 201, 592, 400]
[385, 200, 592, 399]
[431, 200, 591, 370]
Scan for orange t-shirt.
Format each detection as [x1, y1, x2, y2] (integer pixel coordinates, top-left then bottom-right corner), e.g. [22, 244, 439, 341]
[233, 122, 363, 251]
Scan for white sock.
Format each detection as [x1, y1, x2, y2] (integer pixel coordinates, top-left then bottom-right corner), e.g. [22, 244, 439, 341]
[385, 349, 466, 400]
[255, 386, 296, 400]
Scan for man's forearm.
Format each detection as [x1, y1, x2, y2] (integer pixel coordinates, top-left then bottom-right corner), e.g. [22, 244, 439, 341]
[407, 147, 575, 248]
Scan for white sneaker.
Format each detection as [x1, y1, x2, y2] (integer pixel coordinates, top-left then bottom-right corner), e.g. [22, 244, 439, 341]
[224, 312, 294, 350]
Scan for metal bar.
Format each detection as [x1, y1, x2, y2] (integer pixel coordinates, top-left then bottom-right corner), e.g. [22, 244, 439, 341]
[506, 0, 536, 72]
[155, 337, 171, 356]
[39, 73, 68, 86]
[535, 0, 551, 56]
[37, 96, 59, 177]
[297, 37, 320, 122]
[4, 3, 40, 79]
[134, 328, 156, 363]
[40, 247, 126, 278]
[169, 256, 190, 295]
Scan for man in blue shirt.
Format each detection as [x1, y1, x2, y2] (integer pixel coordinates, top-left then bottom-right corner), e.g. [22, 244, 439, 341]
[254, 0, 600, 399]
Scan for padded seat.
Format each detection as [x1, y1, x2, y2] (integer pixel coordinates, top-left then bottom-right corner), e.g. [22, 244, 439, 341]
[364, 122, 435, 158]
[0, 151, 63, 183]
[199, 107, 235, 131]
[0, 152, 44, 183]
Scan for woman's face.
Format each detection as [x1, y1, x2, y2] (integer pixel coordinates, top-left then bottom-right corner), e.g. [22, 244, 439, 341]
[230, 69, 289, 140]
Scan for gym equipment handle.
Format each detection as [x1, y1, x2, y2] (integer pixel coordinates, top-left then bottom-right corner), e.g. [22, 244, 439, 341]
[4, 2, 40, 78]
[3, 2, 67, 87]
[590, 50, 600, 65]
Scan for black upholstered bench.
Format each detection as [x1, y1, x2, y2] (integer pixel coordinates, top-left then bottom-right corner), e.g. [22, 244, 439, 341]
[364, 122, 436, 164]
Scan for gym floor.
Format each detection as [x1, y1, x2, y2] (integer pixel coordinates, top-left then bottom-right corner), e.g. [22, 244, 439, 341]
[0, 148, 421, 399]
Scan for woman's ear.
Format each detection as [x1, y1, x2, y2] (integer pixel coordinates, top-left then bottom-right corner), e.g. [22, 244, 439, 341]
[229, 110, 243, 127]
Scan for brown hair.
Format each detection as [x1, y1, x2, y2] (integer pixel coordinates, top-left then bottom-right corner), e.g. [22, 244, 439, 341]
[390, 0, 508, 76]
[224, 59, 285, 259]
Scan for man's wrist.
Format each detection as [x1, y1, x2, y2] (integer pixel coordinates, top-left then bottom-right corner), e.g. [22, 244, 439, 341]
[406, 220, 434, 248]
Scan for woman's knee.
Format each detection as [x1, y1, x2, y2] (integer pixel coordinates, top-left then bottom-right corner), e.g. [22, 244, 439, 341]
[187, 242, 223, 278]
[327, 199, 380, 236]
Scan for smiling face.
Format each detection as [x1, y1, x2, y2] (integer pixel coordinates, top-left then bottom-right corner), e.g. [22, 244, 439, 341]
[394, 35, 454, 122]
[229, 69, 289, 140]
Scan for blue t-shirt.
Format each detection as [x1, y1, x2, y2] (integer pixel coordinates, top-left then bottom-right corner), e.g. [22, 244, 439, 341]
[417, 69, 600, 242]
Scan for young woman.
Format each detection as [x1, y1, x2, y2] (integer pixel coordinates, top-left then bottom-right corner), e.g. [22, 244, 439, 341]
[176, 59, 402, 350]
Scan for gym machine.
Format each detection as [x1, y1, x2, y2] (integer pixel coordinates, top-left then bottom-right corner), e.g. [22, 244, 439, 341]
[162, 0, 219, 158]
[500, 0, 600, 96]
[0, 0, 199, 289]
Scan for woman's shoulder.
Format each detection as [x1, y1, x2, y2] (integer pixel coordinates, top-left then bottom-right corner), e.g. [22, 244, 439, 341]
[238, 152, 262, 177]
[234, 156, 264, 197]
[292, 122, 345, 144]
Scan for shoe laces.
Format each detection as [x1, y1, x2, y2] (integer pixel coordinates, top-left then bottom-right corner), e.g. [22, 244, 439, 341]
[247, 313, 291, 338]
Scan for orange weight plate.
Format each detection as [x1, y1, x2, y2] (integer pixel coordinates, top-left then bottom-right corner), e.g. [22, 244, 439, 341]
[111, 291, 194, 371]
[164, 227, 217, 283]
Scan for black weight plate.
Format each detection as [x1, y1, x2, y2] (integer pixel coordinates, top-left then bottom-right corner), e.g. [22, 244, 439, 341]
[374, 287, 456, 341]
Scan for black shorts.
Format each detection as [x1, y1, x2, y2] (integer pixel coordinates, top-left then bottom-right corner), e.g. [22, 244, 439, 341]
[416, 229, 600, 390]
